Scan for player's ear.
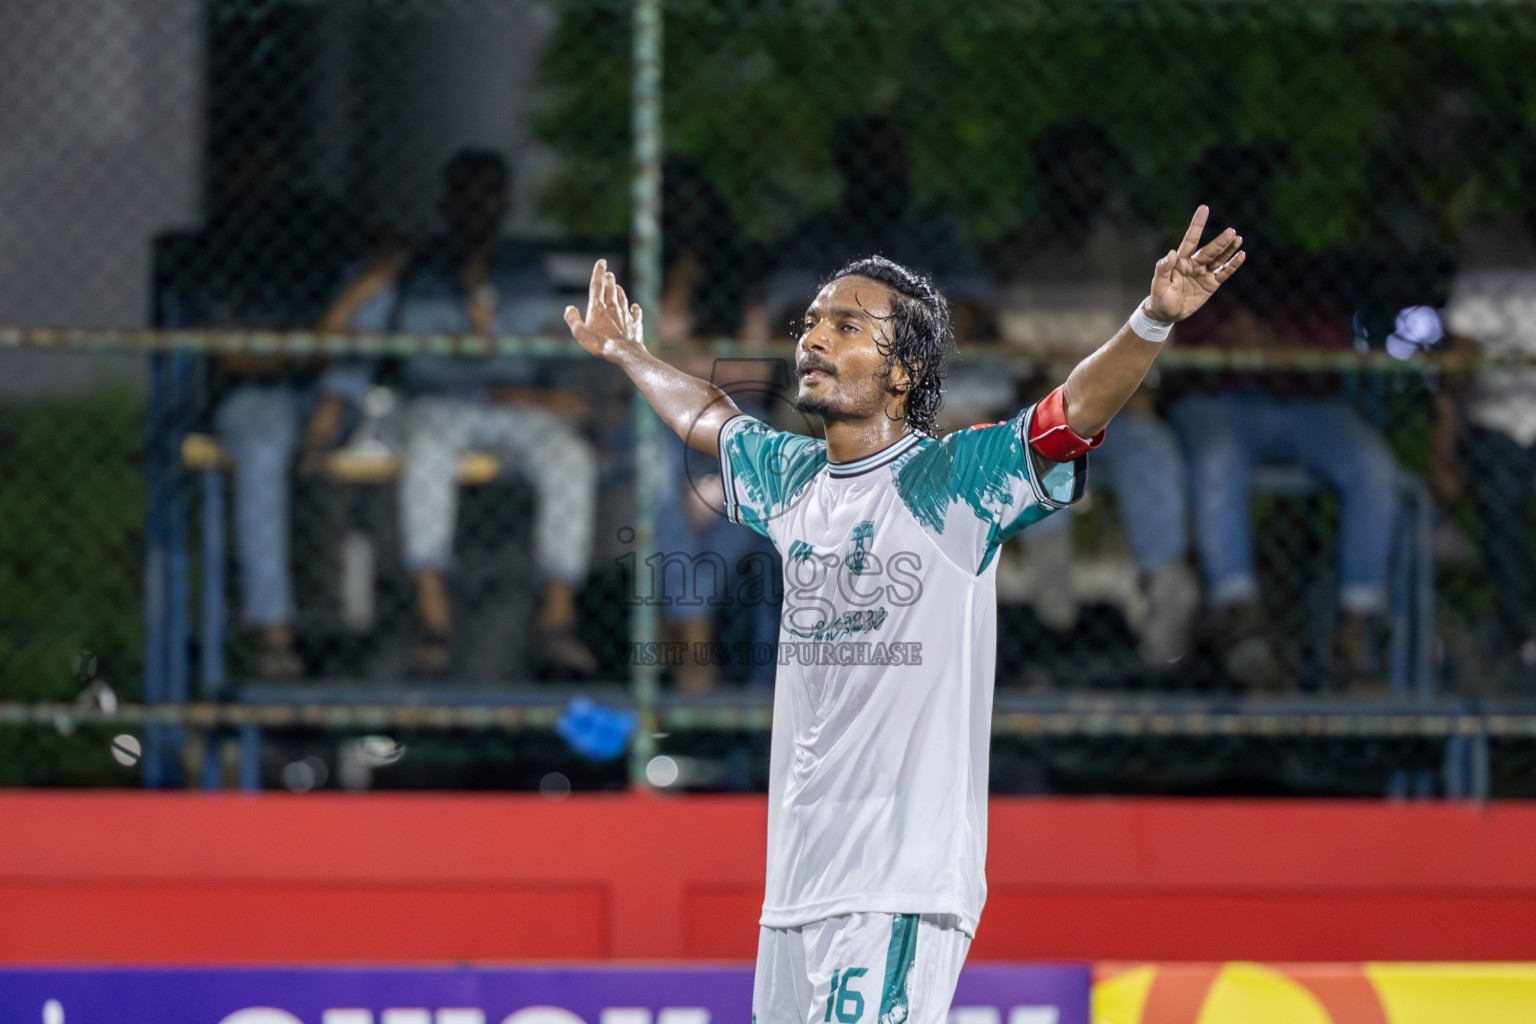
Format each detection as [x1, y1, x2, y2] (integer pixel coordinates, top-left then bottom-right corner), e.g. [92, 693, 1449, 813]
[876, 320, 913, 395]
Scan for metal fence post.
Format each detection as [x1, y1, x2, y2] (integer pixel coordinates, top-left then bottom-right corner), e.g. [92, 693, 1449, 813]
[142, 351, 193, 789]
[200, 467, 227, 702]
[628, 0, 664, 789]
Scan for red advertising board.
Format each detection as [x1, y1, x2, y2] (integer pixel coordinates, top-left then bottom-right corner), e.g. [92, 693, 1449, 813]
[2, 794, 1535, 964]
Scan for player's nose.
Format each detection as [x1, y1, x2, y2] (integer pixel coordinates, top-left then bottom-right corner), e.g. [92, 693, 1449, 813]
[799, 320, 834, 355]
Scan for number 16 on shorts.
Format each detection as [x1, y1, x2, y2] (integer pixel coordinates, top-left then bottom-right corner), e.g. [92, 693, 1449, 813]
[824, 967, 868, 1023]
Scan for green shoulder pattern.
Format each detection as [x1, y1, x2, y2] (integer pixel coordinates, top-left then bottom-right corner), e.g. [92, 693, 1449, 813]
[719, 416, 825, 538]
[894, 404, 1084, 574]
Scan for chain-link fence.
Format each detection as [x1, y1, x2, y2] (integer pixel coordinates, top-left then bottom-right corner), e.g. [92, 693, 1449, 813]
[3, 0, 1536, 795]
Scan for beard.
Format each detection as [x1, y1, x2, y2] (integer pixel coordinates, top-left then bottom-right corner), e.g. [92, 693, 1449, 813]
[796, 373, 894, 422]
[794, 388, 849, 421]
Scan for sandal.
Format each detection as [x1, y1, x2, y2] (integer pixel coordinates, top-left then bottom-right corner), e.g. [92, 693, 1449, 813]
[254, 645, 304, 680]
[534, 626, 599, 678]
[409, 627, 453, 677]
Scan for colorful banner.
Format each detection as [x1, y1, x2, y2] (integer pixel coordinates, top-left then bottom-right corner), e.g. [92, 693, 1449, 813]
[11, 961, 1536, 1023]
[0, 965, 1089, 1024]
[1094, 962, 1536, 1024]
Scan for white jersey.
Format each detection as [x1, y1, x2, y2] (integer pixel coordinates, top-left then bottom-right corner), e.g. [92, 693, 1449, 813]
[719, 404, 1086, 936]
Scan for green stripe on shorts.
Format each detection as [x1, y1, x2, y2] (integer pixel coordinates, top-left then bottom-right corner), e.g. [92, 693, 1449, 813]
[878, 913, 919, 1024]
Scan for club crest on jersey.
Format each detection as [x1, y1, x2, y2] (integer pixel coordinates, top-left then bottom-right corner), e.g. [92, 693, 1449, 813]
[844, 520, 875, 575]
[788, 539, 817, 564]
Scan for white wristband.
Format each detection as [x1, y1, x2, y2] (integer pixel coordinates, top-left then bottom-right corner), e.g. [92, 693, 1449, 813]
[1128, 301, 1174, 343]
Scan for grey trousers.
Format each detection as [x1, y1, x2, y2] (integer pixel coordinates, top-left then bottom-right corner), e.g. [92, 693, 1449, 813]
[399, 396, 597, 582]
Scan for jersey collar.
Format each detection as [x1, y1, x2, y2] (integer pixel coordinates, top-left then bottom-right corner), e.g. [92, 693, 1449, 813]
[826, 431, 926, 479]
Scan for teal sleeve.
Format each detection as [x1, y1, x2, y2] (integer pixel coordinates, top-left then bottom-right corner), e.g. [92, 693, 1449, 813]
[992, 403, 1088, 563]
[718, 416, 825, 540]
[895, 404, 1087, 574]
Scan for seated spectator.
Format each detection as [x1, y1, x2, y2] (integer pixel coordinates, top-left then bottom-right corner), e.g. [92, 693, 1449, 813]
[655, 433, 771, 690]
[655, 157, 777, 690]
[325, 150, 599, 677]
[658, 156, 762, 344]
[742, 115, 996, 343]
[1168, 145, 1400, 689]
[161, 134, 368, 678]
[214, 363, 370, 678]
[1434, 206, 1536, 677]
[999, 122, 1199, 667]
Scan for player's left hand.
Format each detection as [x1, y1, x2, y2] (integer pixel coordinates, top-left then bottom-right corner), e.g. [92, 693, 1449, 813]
[1146, 205, 1245, 323]
[564, 259, 647, 364]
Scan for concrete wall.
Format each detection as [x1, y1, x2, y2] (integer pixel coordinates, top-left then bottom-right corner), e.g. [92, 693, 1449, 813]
[0, 0, 202, 330]
[0, 0, 202, 396]
[314, 1, 559, 239]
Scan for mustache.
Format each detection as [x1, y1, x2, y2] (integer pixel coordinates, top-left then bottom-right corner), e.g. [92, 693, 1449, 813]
[798, 356, 836, 376]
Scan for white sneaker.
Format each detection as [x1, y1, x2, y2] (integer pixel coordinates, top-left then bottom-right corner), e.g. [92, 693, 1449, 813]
[1138, 563, 1200, 665]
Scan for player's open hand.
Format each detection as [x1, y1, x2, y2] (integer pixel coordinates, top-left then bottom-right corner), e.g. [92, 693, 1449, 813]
[1146, 205, 1246, 323]
[564, 259, 646, 362]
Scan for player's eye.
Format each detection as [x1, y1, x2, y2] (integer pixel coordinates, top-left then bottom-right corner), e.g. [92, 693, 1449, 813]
[840, 321, 860, 333]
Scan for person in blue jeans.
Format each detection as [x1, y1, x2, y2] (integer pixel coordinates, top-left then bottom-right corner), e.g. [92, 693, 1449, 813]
[171, 134, 368, 679]
[999, 122, 1202, 667]
[1169, 390, 1398, 685]
[652, 157, 781, 690]
[214, 365, 371, 677]
[1166, 144, 1400, 689]
[655, 427, 778, 691]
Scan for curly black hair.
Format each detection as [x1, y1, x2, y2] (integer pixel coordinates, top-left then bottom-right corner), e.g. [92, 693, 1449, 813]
[825, 255, 954, 436]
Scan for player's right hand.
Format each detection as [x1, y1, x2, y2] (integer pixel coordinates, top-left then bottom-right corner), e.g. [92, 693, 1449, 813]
[564, 259, 646, 363]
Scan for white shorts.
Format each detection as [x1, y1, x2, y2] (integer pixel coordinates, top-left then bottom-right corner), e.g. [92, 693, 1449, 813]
[752, 912, 971, 1024]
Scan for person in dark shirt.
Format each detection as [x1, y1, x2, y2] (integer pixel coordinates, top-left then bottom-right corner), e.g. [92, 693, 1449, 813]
[164, 135, 369, 678]
[1167, 145, 1400, 688]
[1001, 121, 1201, 666]
[323, 151, 598, 677]
[743, 115, 995, 343]
[1434, 197, 1536, 679]
[654, 157, 778, 690]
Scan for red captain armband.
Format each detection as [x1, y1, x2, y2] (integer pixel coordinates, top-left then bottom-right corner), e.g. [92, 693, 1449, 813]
[1027, 385, 1105, 463]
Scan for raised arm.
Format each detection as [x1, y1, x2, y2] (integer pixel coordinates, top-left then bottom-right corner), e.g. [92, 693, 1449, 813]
[563, 260, 741, 457]
[1059, 205, 1245, 439]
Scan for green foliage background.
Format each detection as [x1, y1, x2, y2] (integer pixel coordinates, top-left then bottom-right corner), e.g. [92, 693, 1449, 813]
[536, 0, 1536, 252]
[0, 387, 145, 786]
